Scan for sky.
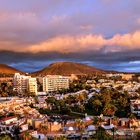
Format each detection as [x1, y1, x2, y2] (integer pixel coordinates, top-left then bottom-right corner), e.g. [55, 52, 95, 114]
[0, 0, 140, 72]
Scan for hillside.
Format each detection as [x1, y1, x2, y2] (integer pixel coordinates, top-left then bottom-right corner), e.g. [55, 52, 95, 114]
[0, 64, 22, 75]
[32, 62, 107, 76]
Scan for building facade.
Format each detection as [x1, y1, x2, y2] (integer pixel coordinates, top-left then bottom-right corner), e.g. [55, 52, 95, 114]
[130, 99, 140, 117]
[27, 78, 38, 95]
[43, 75, 69, 93]
[13, 73, 37, 95]
[13, 73, 30, 93]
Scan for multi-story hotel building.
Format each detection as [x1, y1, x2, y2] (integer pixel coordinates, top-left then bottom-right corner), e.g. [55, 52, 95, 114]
[43, 75, 69, 93]
[27, 78, 38, 95]
[13, 73, 37, 95]
[13, 73, 30, 93]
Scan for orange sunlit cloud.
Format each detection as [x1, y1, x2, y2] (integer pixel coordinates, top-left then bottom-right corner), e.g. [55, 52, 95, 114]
[0, 31, 140, 53]
[25, 31, 140, 53]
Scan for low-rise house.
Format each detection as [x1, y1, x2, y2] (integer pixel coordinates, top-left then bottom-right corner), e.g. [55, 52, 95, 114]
[0, 116, 18, 125]
[130, 99, 140, 116]
[129, 119, 140, 130]
[118, 118, 129, 128]
[0, 116, 19, 135]
[48, 121, 62, 132]
[20, 123, 28, 132]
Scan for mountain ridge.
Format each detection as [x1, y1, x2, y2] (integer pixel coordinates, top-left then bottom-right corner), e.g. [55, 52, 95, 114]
[0, 64, 22, 74]
[32, 62, 107, 76]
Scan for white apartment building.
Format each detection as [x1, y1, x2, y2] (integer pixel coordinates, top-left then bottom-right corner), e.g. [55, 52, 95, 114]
[27, 78, 38, 95]
[43, 75, 69, 93]
[13, 73, 37, 95]
[13, 73, 30, 93]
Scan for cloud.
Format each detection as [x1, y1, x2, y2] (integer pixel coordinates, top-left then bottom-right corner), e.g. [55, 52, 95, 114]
[0, 0, 140, 53]
[0, 30, 140, 53]
[26, 34, 105, 53]
[17, 31, 140, 53]
[107, 31, 140, 51]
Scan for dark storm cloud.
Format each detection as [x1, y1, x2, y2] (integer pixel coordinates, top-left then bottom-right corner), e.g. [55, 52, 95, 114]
[1, 50, 140, 72]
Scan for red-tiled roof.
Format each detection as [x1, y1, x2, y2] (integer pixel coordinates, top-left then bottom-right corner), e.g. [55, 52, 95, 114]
[4, 122, 17, 126]
[0, 116, 17, 122]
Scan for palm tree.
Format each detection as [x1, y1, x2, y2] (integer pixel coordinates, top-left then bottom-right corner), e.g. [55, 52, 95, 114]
[75, 119, 84, 131]
[93, 116, 99, 126]
[92, 99, 102, 113]
[103, 103, 117, 116]
[23, 131, 32, 140]
[98, 117, 104, 126]
[93, 116, 105, 139]
[0, 135, 12, 140]
[77, 93, 87, 103]
[128, 113, 136, 129]
[40, 124, 48, 134]
[137, 132, 140, 139]
[112, 116, 118, 125]
[13, 125, 21, 140]
[59, 136, 67, 140]
[93, 116, 105, 133]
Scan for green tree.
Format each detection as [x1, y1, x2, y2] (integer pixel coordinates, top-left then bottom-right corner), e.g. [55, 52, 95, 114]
[102, 91, 111, 106]
[96, 126, 112, 140]
[103, 103, 117, 116]
[0, 135, 12, 140]
[137, 132, 140, 139]
[23, 131, 32, 140]
[92, 99, 102, 113]
[94, 117, 104, 126]
[75, 119, 84, 131]
[45, 97, 56, 104]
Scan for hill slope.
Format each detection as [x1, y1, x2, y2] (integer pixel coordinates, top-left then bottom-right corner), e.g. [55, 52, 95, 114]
[0, 64, 22, 74]
[32, 62, 107, 76]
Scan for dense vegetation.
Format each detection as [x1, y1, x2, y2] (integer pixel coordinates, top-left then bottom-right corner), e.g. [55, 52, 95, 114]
[86, 87, 131, 117]
[36, 86, 133, 119]
[0, 81, 18, 97]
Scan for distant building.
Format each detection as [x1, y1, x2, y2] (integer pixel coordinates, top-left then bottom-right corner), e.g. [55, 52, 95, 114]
[70, 74, 78, 81]
[106, 73, 121, 78]
[43, 75, 69, 93]
[13, 73, 37, 95]
[0, 77, 13, 82]
[120, 74, 134, 80]
[130, 99, 140, 116]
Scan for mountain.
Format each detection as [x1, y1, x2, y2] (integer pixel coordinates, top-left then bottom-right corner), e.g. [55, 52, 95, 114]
[0, 64, 22, 75]
[32, 62, 107, 76]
